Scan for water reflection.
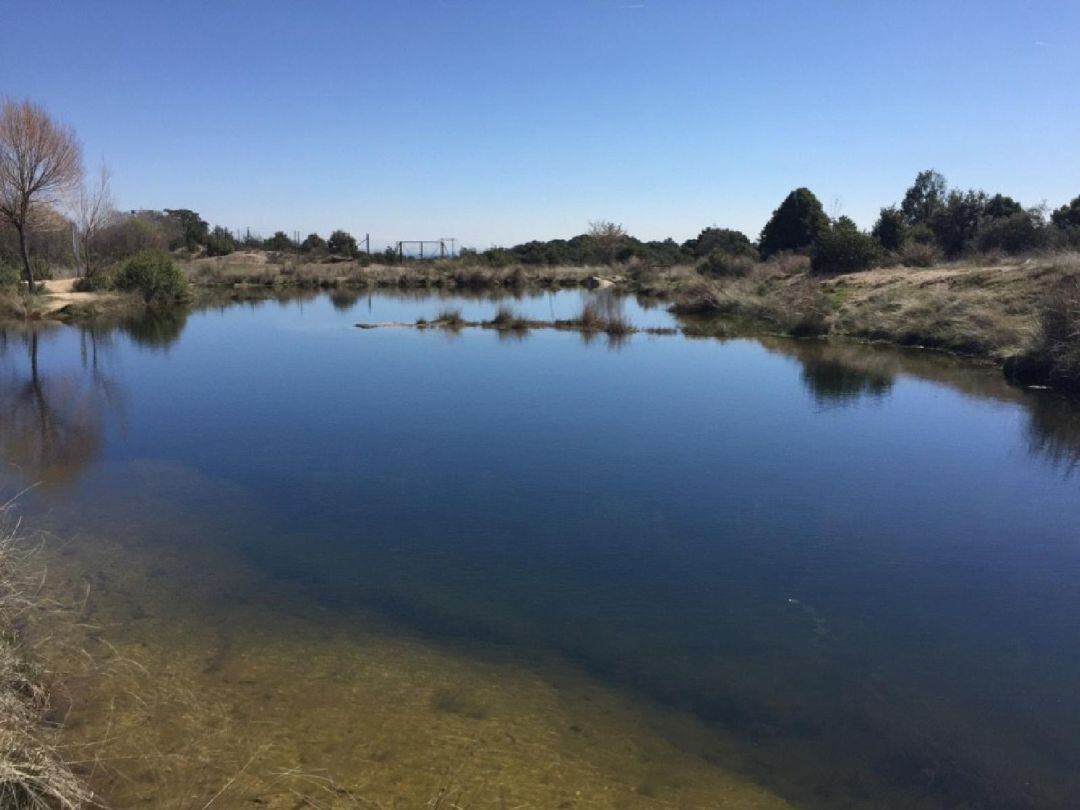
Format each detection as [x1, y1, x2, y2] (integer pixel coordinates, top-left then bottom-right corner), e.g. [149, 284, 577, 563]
[790, 342, 894, 406]
[761, 336, 1080, 470]
[0, 329, 121, 485]
[1025, 392, 1080, 473]
[118, 308, 189, 350]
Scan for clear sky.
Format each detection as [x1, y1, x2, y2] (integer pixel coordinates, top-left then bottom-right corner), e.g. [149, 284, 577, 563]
[6, 0, 1079, 249]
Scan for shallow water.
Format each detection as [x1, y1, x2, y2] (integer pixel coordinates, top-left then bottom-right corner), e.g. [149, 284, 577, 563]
[3, 291, 1080, 808]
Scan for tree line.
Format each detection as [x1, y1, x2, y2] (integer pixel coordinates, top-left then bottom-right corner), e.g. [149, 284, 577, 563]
[3, 98, 1080, 291]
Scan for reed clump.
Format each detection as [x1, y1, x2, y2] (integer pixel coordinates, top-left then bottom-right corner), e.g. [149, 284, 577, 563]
[0, 508, 91, 809]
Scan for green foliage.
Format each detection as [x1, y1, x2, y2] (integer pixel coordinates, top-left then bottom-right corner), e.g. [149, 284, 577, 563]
[697, 250, 756, 277]
[0, 263, 19, 288]
[872, 206, 906, 251]
[759, 188, 830, 258]
[29, 257, 52, 281]
[113, 250, 189, 304]
[300, 233, 326, 254]
[983, 193, 1023, 220]
[72, 267, 116, 292]
[1051, 195, 1080, 230]
[901, 169, 947, 226]
[907, 222, 937, 245]
[327, 229, 359, 258]
[931, 189, 987, 256]
[975, 209, 1050, 254]
[264, 231, 296, 252]
[811, 219, 880, 275]
[682, 227, 757, 260]
[204, 225, 237, 257]
[164, 209, 209, 251]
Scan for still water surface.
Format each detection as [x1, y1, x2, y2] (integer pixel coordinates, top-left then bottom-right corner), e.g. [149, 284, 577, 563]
[2, 290, 1079, 808]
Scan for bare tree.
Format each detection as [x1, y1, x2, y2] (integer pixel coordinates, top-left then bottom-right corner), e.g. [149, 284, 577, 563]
[72, 164, 116, 278]
[588, 220, 627, 265]
[0, 99, 83, 290]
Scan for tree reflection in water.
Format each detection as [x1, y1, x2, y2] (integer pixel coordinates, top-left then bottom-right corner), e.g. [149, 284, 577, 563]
[0, 327, 124, 486]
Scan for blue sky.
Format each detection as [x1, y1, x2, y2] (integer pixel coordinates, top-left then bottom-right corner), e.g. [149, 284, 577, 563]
[6, 0, 1079, 249]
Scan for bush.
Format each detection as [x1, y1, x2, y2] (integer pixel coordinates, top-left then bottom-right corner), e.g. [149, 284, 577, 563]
[811, 221, 880, 275]
[264, 231, 296, 252]
[72, 268, 116, 292]
[1050, 195, 1080, 230]
[932, 189, 987, 256]
[204, 225, 237, 257]
[0, 264, 19, 288]
[975, 209, 1050, 255]
[327, 230, 359, 258]
[899, 242, 940, 267]
[1006, 276, 1080, 390]
[697, 250, 756, 277]
[872, 206, 906, 251]
[759, 188, 830, 258]
[29, 257, 52, 281]
[113, 250, 189, 304]
[683, 227, 758, 260]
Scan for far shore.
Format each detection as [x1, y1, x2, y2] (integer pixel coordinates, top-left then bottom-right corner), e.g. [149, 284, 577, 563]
[3, 249, 1078, 391]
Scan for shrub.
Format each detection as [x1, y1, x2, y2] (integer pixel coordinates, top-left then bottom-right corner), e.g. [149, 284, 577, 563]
[72, 268, 116, 292]
[29, 257, 52, 281]
[682, 227, 758, 260]
[113, 250, 189, 304]
[975, 209, 1050, 255]
[204, 225, 237, 256]
[300, 233, 326, 255]
[872, 206, 906, 251]
[264, 231, 295, 252]
[983, 193, 1023, 220]
[1006, 276, 1080, 390]
[0, 264, 19, 288]
[932, 189, 988, 256]
[899, 242, 940, 267]
[811, 221, 880, 275]
[759, 188, 830, 258]
[327, 230, 359, 258]
[1050, 195, 1080, 230]
[697, 250, 756, 277]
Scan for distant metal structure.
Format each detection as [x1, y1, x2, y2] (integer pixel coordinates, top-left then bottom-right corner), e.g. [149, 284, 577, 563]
[396, 239, 456, 260]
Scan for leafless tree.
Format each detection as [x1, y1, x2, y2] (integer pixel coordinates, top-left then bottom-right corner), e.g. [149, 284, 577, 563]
[0, 99, 83, 290]
[588, 219, 627, 265]
[73, 164, 117, 277]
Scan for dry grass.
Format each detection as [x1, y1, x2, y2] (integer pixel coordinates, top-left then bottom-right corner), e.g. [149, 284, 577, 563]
[0, 506, 92, 809]
[674, 252, 1080, 376]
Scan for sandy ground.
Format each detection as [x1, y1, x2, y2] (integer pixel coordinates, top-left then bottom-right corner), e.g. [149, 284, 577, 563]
[39, 277, 120, 314]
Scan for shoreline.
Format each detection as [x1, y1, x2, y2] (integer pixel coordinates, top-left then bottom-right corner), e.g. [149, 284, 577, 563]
[3, 250, 1078, 392]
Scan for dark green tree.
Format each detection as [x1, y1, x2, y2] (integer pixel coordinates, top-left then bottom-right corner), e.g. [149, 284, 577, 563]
[682, 227, 757, 259]
[327, 229, 359, 258]
[811, 218, 880, 274]
[164, 209, 209, 251]
[264, 231, 295, 252]
[975, 208, 1050, 254]
[759, 188, 830, 258]
[872, 206, 906, 251]
[983, 193, 1023, 220]
[300, 233, 326, 254]
[204, 225, 236, 257]
[932, 189, 987, 256]
[1051, 195, 1080, 229]
[900, 170, 947, 227]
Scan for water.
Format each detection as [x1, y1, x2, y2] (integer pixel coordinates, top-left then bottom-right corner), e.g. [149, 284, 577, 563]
[2, 290, 1079, 808]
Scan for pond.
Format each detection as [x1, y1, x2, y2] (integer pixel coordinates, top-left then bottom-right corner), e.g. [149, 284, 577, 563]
[2, 289, 1079, 808]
